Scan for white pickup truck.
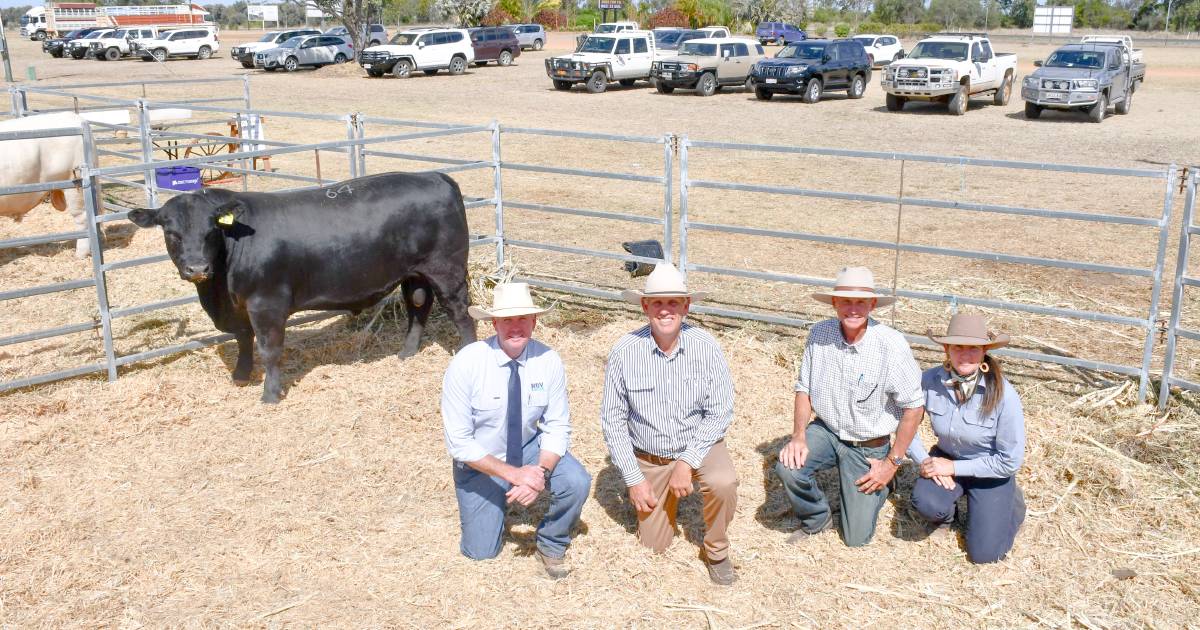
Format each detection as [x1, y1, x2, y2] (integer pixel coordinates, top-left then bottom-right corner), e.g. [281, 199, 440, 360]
[881, 32, 1018, 115]
[547, 30, 656, 93]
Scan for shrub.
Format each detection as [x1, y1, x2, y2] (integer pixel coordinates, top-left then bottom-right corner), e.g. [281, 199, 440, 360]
[648, 7, 687, 28]
[533, 8, 567, 30]
[570, 8, 600, 30]
[481, 6, 515, 26]
[806, 22, 827, 37]
[917, 22, 943, 36]
[834, 23, 850, 37]
[857, 21, 884, 34]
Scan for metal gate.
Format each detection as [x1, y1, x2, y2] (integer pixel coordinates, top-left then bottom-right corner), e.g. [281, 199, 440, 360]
[1159, 168, 1199, 408]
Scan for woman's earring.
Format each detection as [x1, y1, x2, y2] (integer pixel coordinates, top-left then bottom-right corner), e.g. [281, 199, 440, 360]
[979, 358, 990, 373]
[943, 360, 953, 371]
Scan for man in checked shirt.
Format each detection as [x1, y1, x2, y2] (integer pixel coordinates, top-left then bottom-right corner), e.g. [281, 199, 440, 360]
[774, 266, 924, 547]
[600, 263, 739, 585]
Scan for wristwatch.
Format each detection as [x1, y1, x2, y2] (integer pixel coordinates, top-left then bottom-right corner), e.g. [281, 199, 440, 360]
[889, 454, 905, 467]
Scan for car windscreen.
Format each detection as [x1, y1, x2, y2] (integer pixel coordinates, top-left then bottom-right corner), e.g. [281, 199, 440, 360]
[389, 33, 418, 45]
[907, 41, 968, 61]
[1045, 50, 1104, 69]
[579, 36, 615, 53]
[778, 43, 825, 59]
[678, 41, 717, 56]
[83, 31, 106, 39]
[596, 24, 618, 33]
[258, 32, 280, 42]
[655, 30, 683, 45]
[852, 36, 875, 47]
[279, 36, 304, 48]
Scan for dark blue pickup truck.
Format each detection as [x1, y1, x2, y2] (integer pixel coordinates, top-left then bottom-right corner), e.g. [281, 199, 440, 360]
[749, 39, 872, 103]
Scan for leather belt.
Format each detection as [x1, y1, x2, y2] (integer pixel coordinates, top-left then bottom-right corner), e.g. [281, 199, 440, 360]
[843, 436, 889, 448]
[634, 449, 675, 466]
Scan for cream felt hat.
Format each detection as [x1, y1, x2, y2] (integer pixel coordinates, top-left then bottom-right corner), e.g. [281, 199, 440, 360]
[468, 282, 550, 320]
[928, 313, 1010, 350]
[619, 262, 708, 304]
[811, 266, 896, 307]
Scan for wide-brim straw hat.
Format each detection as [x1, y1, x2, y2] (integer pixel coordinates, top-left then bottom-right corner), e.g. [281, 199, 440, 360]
[811, 266, 896, 307]
[620, 262, 708, 304]
[928, 313, 1010, 350]
[468, 282, 550, 320]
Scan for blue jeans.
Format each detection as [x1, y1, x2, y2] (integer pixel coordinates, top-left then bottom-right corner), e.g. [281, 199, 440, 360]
[452, 433, 592, 560]
[774, 420, 891, 547]
[911, 448, 1025, 564]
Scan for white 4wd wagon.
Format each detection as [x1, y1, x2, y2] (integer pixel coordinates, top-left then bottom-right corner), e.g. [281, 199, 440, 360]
[546, 30, 656, 93]
[358, 28, 475, 78]
[134, 28, 219, 62]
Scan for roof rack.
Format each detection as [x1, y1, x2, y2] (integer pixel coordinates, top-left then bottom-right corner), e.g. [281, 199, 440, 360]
[935, 32, 988, 38]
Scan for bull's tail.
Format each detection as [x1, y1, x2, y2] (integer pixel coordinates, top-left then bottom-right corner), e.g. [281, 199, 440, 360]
[437, 172, 467, 221]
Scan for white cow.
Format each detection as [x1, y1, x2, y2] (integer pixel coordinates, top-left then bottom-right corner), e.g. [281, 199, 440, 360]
[0, 112, 93, 258]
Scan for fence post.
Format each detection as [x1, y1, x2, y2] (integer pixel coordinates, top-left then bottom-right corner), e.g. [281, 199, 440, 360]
[1159, 169, 1197, 409]
[662, 134, 673, 261]
[491, 120, 505, 268]
[356, 116, 367, 176]
[1139, 164, 1178, 404]
[344, 114, 359, 179]
[678, 135, 689, 276]
[80, 123, 117, 382]
[136, 99, 158, 210]
[890, 159, 907, 326]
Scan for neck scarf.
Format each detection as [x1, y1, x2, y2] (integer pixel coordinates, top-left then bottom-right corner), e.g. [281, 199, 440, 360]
[943, 368, 981, 404]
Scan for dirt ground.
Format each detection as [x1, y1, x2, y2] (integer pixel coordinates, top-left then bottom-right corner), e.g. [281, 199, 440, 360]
[2, 31, 1200, 627]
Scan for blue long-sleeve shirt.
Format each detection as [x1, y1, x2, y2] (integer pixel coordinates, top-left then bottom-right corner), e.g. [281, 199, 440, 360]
[907, 366, 1026, 478]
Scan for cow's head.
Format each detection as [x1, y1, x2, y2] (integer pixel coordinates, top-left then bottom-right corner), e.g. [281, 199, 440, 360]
[128, 192, 246, 283]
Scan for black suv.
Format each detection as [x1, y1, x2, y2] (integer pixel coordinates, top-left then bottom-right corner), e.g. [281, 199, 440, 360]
[749, 38, 871, 103]
[42, 28, 99, 58]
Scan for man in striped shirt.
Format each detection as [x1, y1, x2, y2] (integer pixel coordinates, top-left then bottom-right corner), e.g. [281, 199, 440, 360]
[600, 263, 739, 585]
[774, 267, 924, 547]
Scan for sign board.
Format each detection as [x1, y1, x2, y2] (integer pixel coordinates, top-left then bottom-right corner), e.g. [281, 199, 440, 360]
[1032, 6, 1073, 34]
[598, 1, 623, 9]
[305, 2, 327, 19]
[247, 5, 279, 22]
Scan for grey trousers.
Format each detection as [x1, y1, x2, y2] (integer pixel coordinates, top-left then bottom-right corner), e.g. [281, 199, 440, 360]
[911, 449, 1025, 564]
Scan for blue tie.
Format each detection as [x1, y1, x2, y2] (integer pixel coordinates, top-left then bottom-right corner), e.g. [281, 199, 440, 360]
[505, 360, 523, 467]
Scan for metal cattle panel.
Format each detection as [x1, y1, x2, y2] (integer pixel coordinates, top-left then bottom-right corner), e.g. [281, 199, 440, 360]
[1159, 169, 1199, 408]
[679, 136, 1176, 402]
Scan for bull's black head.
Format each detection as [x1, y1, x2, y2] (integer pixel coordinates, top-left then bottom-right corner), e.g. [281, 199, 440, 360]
[128, 191, 246, 283]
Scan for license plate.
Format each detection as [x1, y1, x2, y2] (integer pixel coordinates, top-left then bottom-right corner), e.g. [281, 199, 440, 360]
[765, 78, 777, 84]
[363, 64, 372, 69]
[661, 72, 672, 80]
[1045, 91, 1065, 100]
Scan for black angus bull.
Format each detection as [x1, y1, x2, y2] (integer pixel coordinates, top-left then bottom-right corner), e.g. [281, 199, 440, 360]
[128, 172, 477, 403]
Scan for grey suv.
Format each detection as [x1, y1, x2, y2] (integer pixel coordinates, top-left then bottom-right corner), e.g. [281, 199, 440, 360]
[508, 23, 545, 51]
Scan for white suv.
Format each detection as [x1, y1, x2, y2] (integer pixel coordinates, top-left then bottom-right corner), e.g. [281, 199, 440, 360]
[91, 27, 160, 60]
[547, 30, 657, 93]
[358, 28, 474, 78]
[134, 28, 219, 62]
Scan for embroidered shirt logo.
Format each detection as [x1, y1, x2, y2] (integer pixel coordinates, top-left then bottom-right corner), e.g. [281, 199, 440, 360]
[531, 382, 545, 392]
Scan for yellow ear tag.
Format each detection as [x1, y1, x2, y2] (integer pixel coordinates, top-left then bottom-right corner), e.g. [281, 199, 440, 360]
[216, 212, 235, 226]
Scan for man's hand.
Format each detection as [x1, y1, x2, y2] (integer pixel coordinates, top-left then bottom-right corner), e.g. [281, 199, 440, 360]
[920, 457, 955, 479]
[506, 483, 540, 506]
[628, 480, 658, 514]
[778, 436, 810, 469]
[668, 461, 694, 499]
[855, 457, 898, 494]
[510, 465, 546, 493]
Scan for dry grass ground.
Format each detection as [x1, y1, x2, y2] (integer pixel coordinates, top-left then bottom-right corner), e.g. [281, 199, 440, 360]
[2, 31, 1200, 627]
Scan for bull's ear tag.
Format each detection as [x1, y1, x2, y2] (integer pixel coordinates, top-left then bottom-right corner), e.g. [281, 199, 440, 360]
[216, 212, 235, 227]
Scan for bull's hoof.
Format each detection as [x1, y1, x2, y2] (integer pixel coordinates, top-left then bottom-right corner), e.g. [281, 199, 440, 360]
[232, 378, 251, 387]
[261, 392, 281, 404]
[399, 346, 418, 359]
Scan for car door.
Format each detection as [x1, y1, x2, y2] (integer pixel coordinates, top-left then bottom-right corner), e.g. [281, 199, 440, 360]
[716, 42, 738, 82]
[630, 36, 653, 78]
[822, 42, 845, 87]
[1108, 48, 1129, 101]
[970, 41, 996, 89]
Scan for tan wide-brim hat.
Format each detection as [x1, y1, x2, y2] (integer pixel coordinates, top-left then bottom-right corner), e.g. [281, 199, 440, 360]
[468, 282, 550, 320]
[620, 262, 708, 304]
[928, 313, 1010, 350]
[811, 266, 896, 307]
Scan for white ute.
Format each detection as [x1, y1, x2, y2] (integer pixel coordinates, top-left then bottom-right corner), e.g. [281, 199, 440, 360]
[881, 32, 1018, 115]
[547, 30, 656, 93]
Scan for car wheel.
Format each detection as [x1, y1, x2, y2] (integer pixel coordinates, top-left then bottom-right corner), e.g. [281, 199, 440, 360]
[696, 71, 717, 97]
[618, 78, 637, 87]
[801, 77, 822, 104]
[197, 45, 211, 60]
[35, 31, 47, 41]
[283, 56, 298, 72]
[51, 51, 63, 58]
[392, 59, 413, 78]
[993, 71, 1012, 106]
[848, 74, 866, 99]
[949, 84, 968, 115]
[1116, 89, 1132, 115]
[885, 93, 906, 111]
[499, 50, 513, 66]
[586, 70, 607, 93]
[424, 69, 439, 75]
[367, 69, 383, 77]
[552, 79, 572, 90]
[1089, 92, 1107, 123]
[240, 61, 254, 69]
[754, 87, 773, 101]
[334, 53, 347, 64]
[533, 39, 543, 51]
[152, 48, 167, 62]
[656, 80, 675, 94]
[1024, 101, 1042, 119]
[104, 47, 120, 61]
[448, 56, 466, 75]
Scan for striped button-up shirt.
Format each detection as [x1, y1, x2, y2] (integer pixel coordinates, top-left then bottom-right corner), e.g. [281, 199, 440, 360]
[600, 323, 735, 486]
[794, 318, 923, 442]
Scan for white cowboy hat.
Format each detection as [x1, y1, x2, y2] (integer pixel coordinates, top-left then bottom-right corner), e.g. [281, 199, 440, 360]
[928, 313, 1010, 350]
[468, 282, 550, 320]
[620, 262, 708, 304]
[811, 266, 896, 307]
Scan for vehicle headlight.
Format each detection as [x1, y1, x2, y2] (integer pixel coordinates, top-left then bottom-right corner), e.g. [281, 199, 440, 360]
[751, 62, 761, 73]
[1074, 79, 1098, 90]
[1023, 76, 1036, 87]
[785, 65, 805, 76]
[684, 63, 698, 72]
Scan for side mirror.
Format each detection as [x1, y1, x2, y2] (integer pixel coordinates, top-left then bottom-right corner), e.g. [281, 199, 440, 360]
[417, 41, 425, 48]
[822, 54, 831, 64]
[1033, 59, 1042, 67]
[897, 50, 905, 58]
[722, 50, 731, 58]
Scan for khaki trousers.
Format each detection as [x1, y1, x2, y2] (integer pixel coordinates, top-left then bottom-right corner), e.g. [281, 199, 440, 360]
[635, 440, 738, 562]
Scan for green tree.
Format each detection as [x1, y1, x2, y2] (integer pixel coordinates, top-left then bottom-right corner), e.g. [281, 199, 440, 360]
[872, 0, 925, 23]
[309, 0, 384, 50]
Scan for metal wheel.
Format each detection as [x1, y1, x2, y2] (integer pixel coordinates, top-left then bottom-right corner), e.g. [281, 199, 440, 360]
[197, 45, 211, 60]
[949, 84, 968, 115]
[152, 48, 167, 62]
[744, 77, 754, 92]
[656, 80, 675, 94]
[1116, 89, 1132, 115]
[586, 70, 607, 93]
[1024, 101, 1042, 119]
[35, 31, 47, 41]
[802, 77, 822, 104]
[183, 133, 239, 185]
[283, 56, 298, 72]
[552, 79, 572, 90]
[499, 50, 513, 66]
[993, 72, 1012, 105]
[104, 47, 120, 61]
[696, 72, 717, 97]
[392, 59, 412, 78]
[848, 74, 865, 99]
[755, 86, 773, 100]
[448, 56, 466, 75]
[334, 53, 347, 64]
[1089, 92, 1107, 123]
[240, 61, 254, 69]
[533, 39, 543, 51]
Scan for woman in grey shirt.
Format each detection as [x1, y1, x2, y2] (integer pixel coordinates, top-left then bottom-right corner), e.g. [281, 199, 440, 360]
[908, 313, 1026, 563]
